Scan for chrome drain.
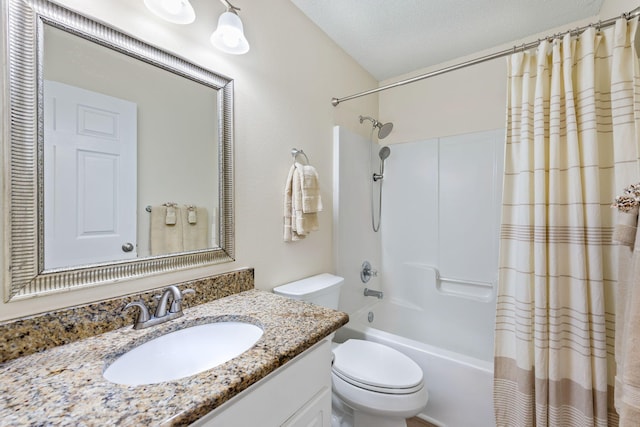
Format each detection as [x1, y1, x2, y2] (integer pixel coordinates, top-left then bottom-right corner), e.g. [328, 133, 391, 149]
[368, 311, 374, 323]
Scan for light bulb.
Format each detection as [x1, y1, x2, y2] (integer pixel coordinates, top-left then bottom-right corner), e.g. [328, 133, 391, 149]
[210, 11, 249, 54]
[222, 29, 241, 48]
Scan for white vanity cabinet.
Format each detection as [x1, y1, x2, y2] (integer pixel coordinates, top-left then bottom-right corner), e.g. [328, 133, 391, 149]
[192, 338, 332, 427]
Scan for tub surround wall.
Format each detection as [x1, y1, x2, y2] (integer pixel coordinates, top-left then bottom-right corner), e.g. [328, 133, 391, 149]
[0, 290, 348, 426]
[0, 268, 254, 363]
[332, 126, 382, 314]
[381, 130, 504, 362]
[333, 128, 501, 425]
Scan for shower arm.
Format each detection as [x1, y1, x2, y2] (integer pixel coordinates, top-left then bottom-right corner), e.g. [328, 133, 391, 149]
[360, 115, 394, 140]
[359, 115, 379, 127]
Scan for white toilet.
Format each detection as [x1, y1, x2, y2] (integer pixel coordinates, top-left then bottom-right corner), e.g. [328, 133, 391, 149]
[273, 273, 428, 427]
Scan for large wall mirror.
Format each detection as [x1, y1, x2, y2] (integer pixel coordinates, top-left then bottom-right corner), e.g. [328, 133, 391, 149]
[3, 0, 234, 301]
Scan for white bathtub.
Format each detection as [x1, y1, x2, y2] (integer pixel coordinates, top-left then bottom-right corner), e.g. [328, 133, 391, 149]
[334, 300, 495, 427]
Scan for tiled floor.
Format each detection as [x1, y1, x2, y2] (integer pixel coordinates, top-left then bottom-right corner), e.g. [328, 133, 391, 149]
[407, 416, 437, 427]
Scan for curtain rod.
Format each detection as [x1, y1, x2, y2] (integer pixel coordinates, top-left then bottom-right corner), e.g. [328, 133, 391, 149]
[331, 6, 640, 107]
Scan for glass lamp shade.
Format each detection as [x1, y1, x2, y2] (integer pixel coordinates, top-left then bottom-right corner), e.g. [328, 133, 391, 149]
[144, 0, 196, 24]
[210, 11, 250, 55]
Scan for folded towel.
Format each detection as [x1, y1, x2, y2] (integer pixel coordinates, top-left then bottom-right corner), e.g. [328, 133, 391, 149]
[165, 204, 177, 225]
[614, 207, 639, 248]
[284, 165, 305, 242]
[182, 207, 208, 251]
[283, 160, 323, 242]
[295, 163, 323, 213]
[294, 162, 319, 235]
[150, 205, 183, 255]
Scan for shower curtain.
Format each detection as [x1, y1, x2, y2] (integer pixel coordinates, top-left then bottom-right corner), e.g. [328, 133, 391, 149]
[494, 18, 640, 427]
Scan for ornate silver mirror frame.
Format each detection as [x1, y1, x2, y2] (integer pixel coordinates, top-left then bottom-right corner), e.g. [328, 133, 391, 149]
[2, 0, 235, 301]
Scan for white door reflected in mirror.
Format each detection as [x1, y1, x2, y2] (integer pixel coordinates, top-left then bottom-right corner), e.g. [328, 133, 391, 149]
[44, 80, 138, 269]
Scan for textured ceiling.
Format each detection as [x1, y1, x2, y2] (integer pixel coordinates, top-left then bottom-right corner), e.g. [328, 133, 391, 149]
[291, 0, 605, 81]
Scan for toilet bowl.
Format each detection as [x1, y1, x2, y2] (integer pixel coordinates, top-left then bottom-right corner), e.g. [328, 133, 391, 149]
[273, 274, 429, 427]
[331, 339, 428, 427]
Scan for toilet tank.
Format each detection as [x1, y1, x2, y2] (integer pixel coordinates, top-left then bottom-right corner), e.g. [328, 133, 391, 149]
[273, 273, 344, 310]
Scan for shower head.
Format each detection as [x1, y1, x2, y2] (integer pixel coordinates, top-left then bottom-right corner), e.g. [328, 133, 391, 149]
[373, 146, 391, 182]
[379, 146, 391, 160]
[359, 115, 394, 139]
[377, 122, 393, 139]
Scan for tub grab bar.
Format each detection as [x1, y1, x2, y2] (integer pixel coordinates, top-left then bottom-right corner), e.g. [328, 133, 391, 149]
[432, 266, 495, 302]
[404, 263, 495, 302]
[437, 275, 493, 289]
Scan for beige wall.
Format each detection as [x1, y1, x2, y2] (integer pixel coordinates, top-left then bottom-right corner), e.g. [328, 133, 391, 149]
[0, 0, 378, 320]
[378, 0, 639, 144]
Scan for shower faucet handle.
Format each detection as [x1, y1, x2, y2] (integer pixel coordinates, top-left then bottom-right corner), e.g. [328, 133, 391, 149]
[360, 260, 378, 283]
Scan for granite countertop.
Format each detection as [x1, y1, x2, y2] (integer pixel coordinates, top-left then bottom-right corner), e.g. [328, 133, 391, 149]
[0, 290, 349, 426]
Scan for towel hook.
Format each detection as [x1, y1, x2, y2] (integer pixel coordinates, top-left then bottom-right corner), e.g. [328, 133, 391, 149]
[291, 148, 310, 164]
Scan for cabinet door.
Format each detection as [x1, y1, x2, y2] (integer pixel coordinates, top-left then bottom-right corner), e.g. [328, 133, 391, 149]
[193, 339, 332, 427]
[281, 387, 331, 427]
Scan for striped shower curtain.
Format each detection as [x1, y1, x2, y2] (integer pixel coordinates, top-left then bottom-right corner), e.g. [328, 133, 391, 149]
[494, 18, 640, 427]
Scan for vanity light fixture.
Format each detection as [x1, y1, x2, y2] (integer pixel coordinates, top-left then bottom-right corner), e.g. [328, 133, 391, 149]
[210, 0, 250, 55]
[143, 0, 196, 24]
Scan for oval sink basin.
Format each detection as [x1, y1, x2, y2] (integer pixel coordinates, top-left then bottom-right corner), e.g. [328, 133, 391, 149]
[103, 321, 263, 386]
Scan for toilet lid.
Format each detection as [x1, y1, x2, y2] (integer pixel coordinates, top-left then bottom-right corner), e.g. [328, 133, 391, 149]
[332, 340, 424, 394]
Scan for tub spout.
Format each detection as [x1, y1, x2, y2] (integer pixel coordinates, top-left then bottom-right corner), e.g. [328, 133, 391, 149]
[364, 288, 383, 299]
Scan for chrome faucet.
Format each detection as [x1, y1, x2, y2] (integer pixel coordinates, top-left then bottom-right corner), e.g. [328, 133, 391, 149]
[124, 286, 195, 329]
[364, 288, 383, 299]
[155, 286, 184, 317]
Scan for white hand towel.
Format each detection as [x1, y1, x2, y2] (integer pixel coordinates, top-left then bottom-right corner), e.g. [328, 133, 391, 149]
[614, 208, 639, 247]
[182, 206, 208, 251]
[150, 205, 183, 255]
[293, 163, 318, 235]
[296, 163, 323, 213]
[284, 164, 305, 242]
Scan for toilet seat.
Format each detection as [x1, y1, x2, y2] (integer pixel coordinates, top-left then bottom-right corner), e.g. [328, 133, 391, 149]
[332, 339, 424, 395]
